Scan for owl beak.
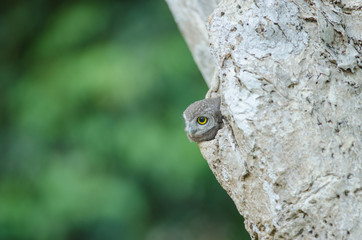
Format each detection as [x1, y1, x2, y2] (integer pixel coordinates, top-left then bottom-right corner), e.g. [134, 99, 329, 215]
[188, 128, 198, 138]
[185, 124, 194, 135]
[189, 128, 196, 135]
[186, 128, 197, 142]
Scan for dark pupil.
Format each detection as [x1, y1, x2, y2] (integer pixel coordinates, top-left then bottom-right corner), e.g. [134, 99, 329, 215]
[199, 117, 205, 122]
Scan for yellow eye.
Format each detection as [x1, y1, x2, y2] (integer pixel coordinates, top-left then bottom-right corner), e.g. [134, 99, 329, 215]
[197, 116, 208, 125]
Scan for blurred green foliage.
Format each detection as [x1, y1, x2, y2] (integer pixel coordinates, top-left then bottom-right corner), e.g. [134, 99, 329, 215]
[0, 0, 250, 239]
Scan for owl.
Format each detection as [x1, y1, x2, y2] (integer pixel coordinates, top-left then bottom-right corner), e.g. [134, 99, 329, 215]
[183, 97, 223, 142]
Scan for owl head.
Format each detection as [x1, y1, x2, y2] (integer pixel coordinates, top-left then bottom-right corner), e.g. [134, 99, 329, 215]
[183, 97, 223, 142]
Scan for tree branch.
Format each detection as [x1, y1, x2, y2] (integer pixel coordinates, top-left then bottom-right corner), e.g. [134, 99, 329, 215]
[167, 0, 362, 239]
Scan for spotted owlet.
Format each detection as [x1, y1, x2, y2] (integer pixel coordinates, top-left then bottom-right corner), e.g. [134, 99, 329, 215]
[183, 97, 223, 142]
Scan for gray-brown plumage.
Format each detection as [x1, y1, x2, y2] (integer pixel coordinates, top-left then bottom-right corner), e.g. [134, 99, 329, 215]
[183, 97, 223, 142]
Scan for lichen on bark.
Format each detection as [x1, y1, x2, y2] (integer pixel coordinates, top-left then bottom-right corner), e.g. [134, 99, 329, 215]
[166, 0, 362, 239]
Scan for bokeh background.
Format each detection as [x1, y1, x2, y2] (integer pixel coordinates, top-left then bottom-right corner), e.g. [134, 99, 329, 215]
[0, 0, 250, 239]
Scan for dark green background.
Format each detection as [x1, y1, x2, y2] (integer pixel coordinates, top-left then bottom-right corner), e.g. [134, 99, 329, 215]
[0, 0, 250, 239]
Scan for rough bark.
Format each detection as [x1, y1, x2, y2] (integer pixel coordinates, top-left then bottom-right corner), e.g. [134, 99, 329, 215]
[166, 0, 362, 239]
[166, 0, 221, 86]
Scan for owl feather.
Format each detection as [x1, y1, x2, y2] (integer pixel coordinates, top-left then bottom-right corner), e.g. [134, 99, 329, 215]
[183, 97, 222, 142]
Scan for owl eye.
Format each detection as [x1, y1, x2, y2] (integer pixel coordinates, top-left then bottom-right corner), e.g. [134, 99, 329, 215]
[197, 116, 208, 125]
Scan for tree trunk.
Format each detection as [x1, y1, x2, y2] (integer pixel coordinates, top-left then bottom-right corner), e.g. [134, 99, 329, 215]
[166, 0, 362, 239]
[166, 0, 221, 86]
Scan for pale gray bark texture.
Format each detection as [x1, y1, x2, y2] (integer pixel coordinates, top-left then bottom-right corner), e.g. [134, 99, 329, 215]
[166, 0, 221, 86]
[166, 0, 362, 239]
